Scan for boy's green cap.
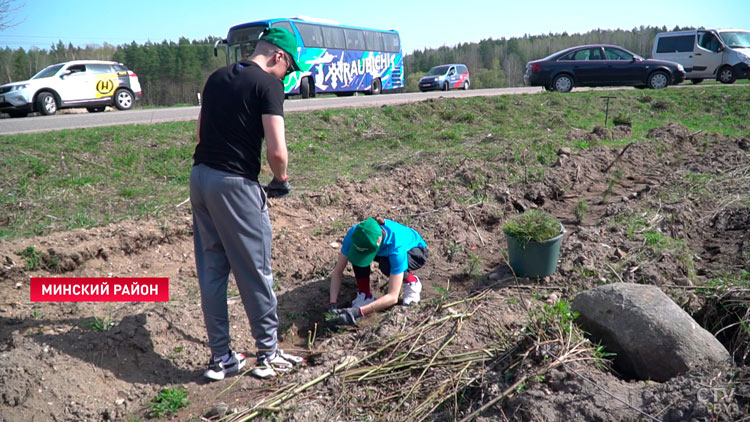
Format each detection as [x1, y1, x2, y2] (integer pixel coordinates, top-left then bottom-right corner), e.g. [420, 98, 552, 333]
[347, 218, 382, 267]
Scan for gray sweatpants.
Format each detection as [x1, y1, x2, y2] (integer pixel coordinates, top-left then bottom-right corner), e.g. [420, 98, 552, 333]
[189, 164, 278, 359]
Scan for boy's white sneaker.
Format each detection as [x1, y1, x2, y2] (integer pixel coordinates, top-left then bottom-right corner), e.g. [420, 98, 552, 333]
[351, 292, 374, 308]
[402, 277, 422, 306]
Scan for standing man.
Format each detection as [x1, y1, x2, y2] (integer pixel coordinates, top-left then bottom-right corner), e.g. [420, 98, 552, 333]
[190, 27, 302, 380]
[328, 217, 428, 326]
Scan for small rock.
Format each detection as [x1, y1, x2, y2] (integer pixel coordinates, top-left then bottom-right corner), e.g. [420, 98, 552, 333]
[204, 402, 228, 419]
[614, 249, 627, 259]
[488, 272, 501, 281]
[329, 242, 341, 248]
[547, 292, 559, 303]
[557, 147, 572, 156]
[115, 399, 125, 406]
[15, 282, 22, 289]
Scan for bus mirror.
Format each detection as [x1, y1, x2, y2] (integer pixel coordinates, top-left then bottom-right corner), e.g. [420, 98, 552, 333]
[213, 39, 226, 57]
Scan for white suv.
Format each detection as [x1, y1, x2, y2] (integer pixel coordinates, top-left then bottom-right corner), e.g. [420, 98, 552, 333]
[0, 60, 142, 117]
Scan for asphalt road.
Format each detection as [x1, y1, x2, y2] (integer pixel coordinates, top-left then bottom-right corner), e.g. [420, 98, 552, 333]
[0, 83, 742, 135]
[0, 87, 543, 135]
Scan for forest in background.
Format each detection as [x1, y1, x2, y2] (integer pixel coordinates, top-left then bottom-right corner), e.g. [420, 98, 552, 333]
[0, 25, 690, 106]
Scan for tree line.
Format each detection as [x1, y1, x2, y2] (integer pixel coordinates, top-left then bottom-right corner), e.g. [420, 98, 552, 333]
[0, 25, 689, 106]
[0, 38, 226, 106]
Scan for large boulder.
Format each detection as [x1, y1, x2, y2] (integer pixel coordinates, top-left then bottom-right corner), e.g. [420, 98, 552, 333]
[572, 283, 731, 382]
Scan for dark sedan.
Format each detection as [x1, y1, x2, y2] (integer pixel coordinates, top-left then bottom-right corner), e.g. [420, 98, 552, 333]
[524, 44, 686, 92]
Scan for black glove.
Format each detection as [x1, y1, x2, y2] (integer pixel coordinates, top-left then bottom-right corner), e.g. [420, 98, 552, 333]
[329, 307, 363, 326]
[266, 178, 291, 198]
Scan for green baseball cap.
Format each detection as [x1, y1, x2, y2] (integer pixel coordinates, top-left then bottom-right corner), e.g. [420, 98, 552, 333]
[260, 27, 301, 71]
[347, 218, 383, 267]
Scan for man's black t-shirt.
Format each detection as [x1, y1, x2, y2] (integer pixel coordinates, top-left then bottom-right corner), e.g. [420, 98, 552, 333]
[193, 61, 285, 181]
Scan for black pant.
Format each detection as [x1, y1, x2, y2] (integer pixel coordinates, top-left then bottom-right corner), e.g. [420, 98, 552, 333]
[353, 247, 428, 278]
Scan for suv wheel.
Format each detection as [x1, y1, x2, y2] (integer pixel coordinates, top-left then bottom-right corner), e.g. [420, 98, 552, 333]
[442, 81, 449, 91]
[36, 92, 57, 115]
[718, 66, 736, 84]
[114, 89, 134, 110]
[463, 80, 469, 90]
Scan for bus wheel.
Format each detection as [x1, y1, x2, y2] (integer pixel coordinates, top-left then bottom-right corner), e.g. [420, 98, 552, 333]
[369, 78, 382, 95]
[308, 78, 316, 98]
[300, 77, 311, 99]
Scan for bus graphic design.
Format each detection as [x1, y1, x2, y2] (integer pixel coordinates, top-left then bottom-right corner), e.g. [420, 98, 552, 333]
[215, 17, 404, 98]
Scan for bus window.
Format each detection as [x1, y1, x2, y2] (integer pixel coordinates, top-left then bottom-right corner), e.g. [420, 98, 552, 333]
[382, 33, 400, 53]
[344, 29, 366, 51]
[296, 22, 324, 48]
[364, 31, 384, 51]
[321, 26, 346, 49]
[272, 21, 295, 35]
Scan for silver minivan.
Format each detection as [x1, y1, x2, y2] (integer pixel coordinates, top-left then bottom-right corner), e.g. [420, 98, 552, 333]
[652, 29, 750, 84]
[418, 64, 470, 92]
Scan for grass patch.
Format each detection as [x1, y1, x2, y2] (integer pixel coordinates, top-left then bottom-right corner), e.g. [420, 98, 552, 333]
[1, 87, 749, 239]
[149, 386, 189, 418]
[88, 316, 114, 332]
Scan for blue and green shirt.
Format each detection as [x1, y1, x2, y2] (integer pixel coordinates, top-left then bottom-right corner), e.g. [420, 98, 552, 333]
[341, 219, 426, 275]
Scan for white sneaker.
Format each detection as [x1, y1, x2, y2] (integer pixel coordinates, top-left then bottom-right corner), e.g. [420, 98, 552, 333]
[351, 292, 374, 308]
[402, 277, 422, 306]
[251, 349, 303, 379]
[204, 350, 246, 381]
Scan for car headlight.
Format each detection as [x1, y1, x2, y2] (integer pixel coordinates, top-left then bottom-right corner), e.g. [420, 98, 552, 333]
[677, 64, 685, 72]
[12, 84, 28, 91]
[740, 54, 750, 65]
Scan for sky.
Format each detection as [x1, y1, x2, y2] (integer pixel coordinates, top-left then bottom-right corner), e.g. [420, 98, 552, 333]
[1, 0, 748, 54]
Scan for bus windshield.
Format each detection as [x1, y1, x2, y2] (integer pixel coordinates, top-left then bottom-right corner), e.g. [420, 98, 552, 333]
[223, 18, 404, 98]
[227, 25, 266, 64]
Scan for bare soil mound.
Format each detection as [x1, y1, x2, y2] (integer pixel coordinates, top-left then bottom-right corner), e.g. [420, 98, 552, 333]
[1, 123, 748, 421]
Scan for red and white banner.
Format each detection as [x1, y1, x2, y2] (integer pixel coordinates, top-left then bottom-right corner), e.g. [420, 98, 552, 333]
[30, 277, 169, 302]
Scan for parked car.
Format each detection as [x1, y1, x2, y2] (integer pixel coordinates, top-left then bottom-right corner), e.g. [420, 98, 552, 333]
[0, 60, 142, 118]
[523, 44, 685, 92]
[652, 28, 750, 84]
[419, 64, 470, 91]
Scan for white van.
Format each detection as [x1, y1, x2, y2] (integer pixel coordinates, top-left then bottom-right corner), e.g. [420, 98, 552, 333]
[652, 29, 750, 84]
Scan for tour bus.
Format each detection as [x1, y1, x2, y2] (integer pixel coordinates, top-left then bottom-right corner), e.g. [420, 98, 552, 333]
[214, 16, 404, 98]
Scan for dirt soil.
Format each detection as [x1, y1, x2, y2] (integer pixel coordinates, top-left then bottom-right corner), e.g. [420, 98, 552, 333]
[1, 123, 749, 421]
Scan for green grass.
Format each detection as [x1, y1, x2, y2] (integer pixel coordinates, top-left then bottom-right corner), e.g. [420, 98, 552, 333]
[149, 387, 189, 418]
[88, 316, 114, 332]
[1, 86, 749, 239]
